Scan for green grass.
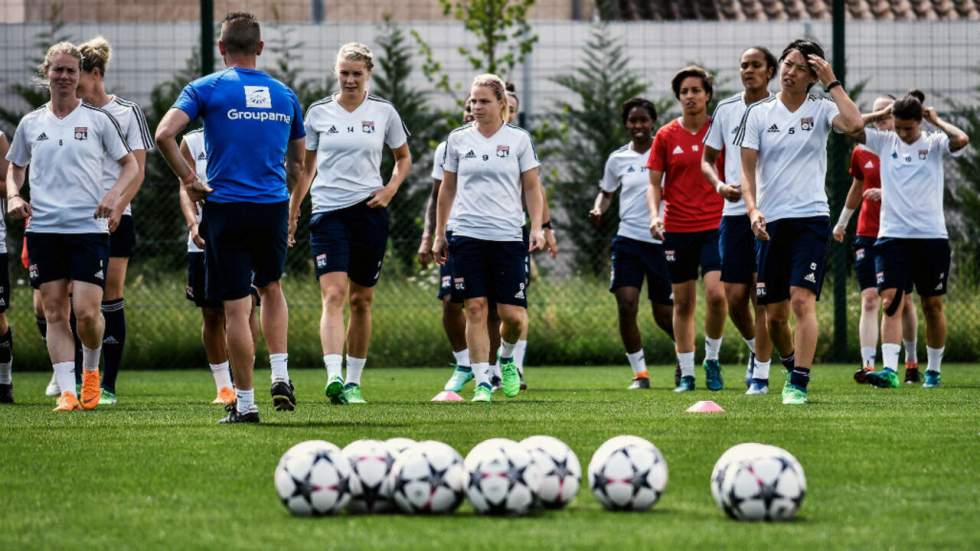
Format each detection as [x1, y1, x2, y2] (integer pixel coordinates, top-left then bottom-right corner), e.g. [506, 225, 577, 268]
[3, 365, 979, 550]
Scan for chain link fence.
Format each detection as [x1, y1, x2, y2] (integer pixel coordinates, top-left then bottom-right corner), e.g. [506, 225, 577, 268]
[2, 0, 979, 369]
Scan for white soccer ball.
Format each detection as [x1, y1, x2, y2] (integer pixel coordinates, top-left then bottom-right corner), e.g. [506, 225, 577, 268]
[720, 446, 806, 521]
[343, 439, 396, 513]
[520, 435, 581, 509]
[274, 446, 351, 516]
[710, 443, 779, 517]
[388, 440, 466, 514]
[277, 440, 340, 470]
[588, 435, 668, 511]
[465, 438, 542, 516]
[385, 437, 417, 457]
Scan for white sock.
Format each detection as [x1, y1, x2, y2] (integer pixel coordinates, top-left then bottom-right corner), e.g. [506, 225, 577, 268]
[346, 356, 366, 386]
[626, 350, 647, 375]
[473, 362, 491, 387]
[881, 343, 901, 372]
[904, 339, 918, 364]
[705, 337, 723, 361]
[236, 388, 255, 414]
[453, 349, 470, 368]
[492, 362, 501, 379]
[210, 361, 232, 389]
[499, 340, 517, 360]
[927, 346, 944, 373]
[861, 346, 876, 369]
[678, 351, 695, 377]
[270, 352, 289, 383]
[82, 345, 101, 372]
[0, 361, 11, 384]
[514, 339, 528, 371]
[754, 359, 771, 380]
[324, 354, 342, 380]
[54, 361, 76, 396]
[742, 337, 756, 355]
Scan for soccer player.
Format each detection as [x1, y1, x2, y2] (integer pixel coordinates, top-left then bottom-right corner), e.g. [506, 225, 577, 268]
[702, 46, 796, 396]
[178, 128, 261, 405]
[290, 43, 411, 405]
[433, 73, 546, 402]
[155, 12, 305, 423]
[833, 95, 920, 383]
[0, 131, 13, 403]
[76, 36, 154, 405]
[419, 103, 474, 393]
[590, 97, 675, 389]
[647, 65, 727, 393]
[6, 42, 138, 412]
[855, 91, 969, 389]
[737, 39, 864, 405]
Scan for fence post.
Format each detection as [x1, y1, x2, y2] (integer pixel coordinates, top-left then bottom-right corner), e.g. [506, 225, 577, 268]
[830, 0, 848, 361]
[200, 0, 214, 77]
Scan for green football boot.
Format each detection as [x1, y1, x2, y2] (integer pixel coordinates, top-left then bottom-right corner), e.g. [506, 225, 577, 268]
[500, 358, 521, 398]
[866, 368, 900, 389]
[443, 365, 474, 392]
[673, 375, 695, 393]
[923, 370, 941, 389]
[325, 375, 347, 404]
[781, 381, 808, 405]
[343, 383, 366, 404]
[704, 359, 724, 391]
[472, 383, 493, 402]
[98, 389, 117, 406]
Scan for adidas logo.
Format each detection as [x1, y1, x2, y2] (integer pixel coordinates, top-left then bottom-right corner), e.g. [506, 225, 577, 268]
[37, 132, 49, 141]
[935, 281, 943, 291]
[464, 150, 477, 159]
[767, 124, 780, 133]
[672, 145, 684, 155]
[864, 161, 873, 169]
[514, 289, 525, 299]
[94, 269, 105, 280]
[103, 336, 119, 345]
[197, 152, 206, 160]
[327, 125, 339, 134]
[803, 272, 816, 283]
[627, 166, 635, 173]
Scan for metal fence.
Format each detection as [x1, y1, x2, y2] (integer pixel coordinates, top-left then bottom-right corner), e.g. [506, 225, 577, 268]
[2, 0, 979, 369]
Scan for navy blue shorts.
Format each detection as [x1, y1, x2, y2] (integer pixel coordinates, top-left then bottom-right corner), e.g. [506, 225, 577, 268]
[186, 252, 221, 308]
[437, 231, 464, 303]
[663, 229, 721, 284]
[200, 201, 287, 301]
[719, 215, 755, 285]
[875, 238, 949, 297]
[27, 232, 109, 289]
[310, 200, 389, 288]
[853, 236, 878, 291]
[609, 236, 673, 305]
[0, 254, 9, 313]
[522, 225, 531, 289]
[754, 216, 829, 305]
[109, 214, 136, 258]
[449, 236, 527, 308]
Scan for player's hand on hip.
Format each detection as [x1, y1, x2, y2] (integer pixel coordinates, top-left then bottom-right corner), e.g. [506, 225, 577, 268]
[432, 234, 448, 265]
[367, 186, 396, 208]
[529, 229, 546, 252]
[650, 217, 665, 241]
[7, 196, 31, 220]
[749, 209, 769, 240]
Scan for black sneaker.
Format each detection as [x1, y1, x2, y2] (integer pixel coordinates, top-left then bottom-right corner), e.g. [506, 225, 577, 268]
[518, 368, 527, 391]
[219, 404, 260, 424]
[628, 377, 650, 390]
[853, 366, 873, 384]
[271, 380, 296, 411]
[0, 383, 12, 403]
[490, 375, 502, 392]
[904, 363, 921, 384]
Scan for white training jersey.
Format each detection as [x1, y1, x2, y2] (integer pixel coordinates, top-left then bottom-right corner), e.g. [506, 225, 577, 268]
[304, 95, 409, 214]
[6, 100, 130, 234]
[431, 140, 459, 233]
[0, 130, 6, 253]
[96, 96, 154, 216]
[704, 92, 771, 217]
[182, 129, 207, 253]
[443, 123, 540, 242]
[863, 128, 964, 239]
[599, 143, 662, 244]
[735, 94, 840, 222]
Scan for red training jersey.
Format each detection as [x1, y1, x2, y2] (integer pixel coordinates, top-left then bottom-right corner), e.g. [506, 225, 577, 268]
[647, 118, 724, 233]
[849, 146, 881, 238]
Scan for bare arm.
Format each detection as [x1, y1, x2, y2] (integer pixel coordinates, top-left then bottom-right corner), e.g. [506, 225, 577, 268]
[417, 178, 441, 266]
[702, 145, 741, 202]
[432, 170, 458, 264]
[177, 140, 205, 249]
[806, 55, 864, 138]
[6, 163, 30, 220]
[589, 190, 614, 225]
[116, 149, 146, 209]
[522, 168, 545, 252]
[0, 134, 8, 196]
[646, 169, 665, 239]
[288, 149, 318, 247]
[285, 138, 305, 193]
[96, 152, 139, 231]
[833, 177, 863, 242]
[368, 143, 412, 208]
[924, 108, 970, 151]
[740, 147, 768, 240]
[155, 108, 212, 201]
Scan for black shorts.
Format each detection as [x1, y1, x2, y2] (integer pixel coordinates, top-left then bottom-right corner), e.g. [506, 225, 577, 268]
[522, 225, 531, 289]
[27, 232, 109, 289]
[853, 236, 878, 291]
[0, 254, 9, 313]
[310, 200, 389, 288]
[875, 237, 949, 297]
[663, 229, 722, 284]
[200, 201, 288, 301]
[437, 231, 464, 303]
[719, 215, 755, 285]
[187, 252, 262, 308]
[754, 216, 829, 305]
[109, 214, 136, 258]
[449, 235, 527, 308]
[609, 236, 673, 305]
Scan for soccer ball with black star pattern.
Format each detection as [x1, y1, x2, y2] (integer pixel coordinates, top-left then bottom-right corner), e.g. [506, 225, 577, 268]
[387, 440, 466, 514]
[274, 442, 351, 516]
[588, 435, 668, 511]
[465, 438, 543, 516]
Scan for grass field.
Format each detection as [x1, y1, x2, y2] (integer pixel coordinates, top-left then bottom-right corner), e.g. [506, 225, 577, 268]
[3, 365, 979, 550]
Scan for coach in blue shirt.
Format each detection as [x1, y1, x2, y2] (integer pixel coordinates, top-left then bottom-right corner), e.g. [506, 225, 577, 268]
[155, 11, 304, 424]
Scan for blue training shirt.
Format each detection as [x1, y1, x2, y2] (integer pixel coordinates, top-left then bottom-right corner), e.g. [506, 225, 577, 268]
[173, 67, 305, 204]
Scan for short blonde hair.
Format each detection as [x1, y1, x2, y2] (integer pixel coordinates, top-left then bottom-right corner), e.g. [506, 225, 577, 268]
[41, 41, 82, 77]
[79, 36, 111, 75]
[471, 73, 509, 122]
[336, 42, 374, 72]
